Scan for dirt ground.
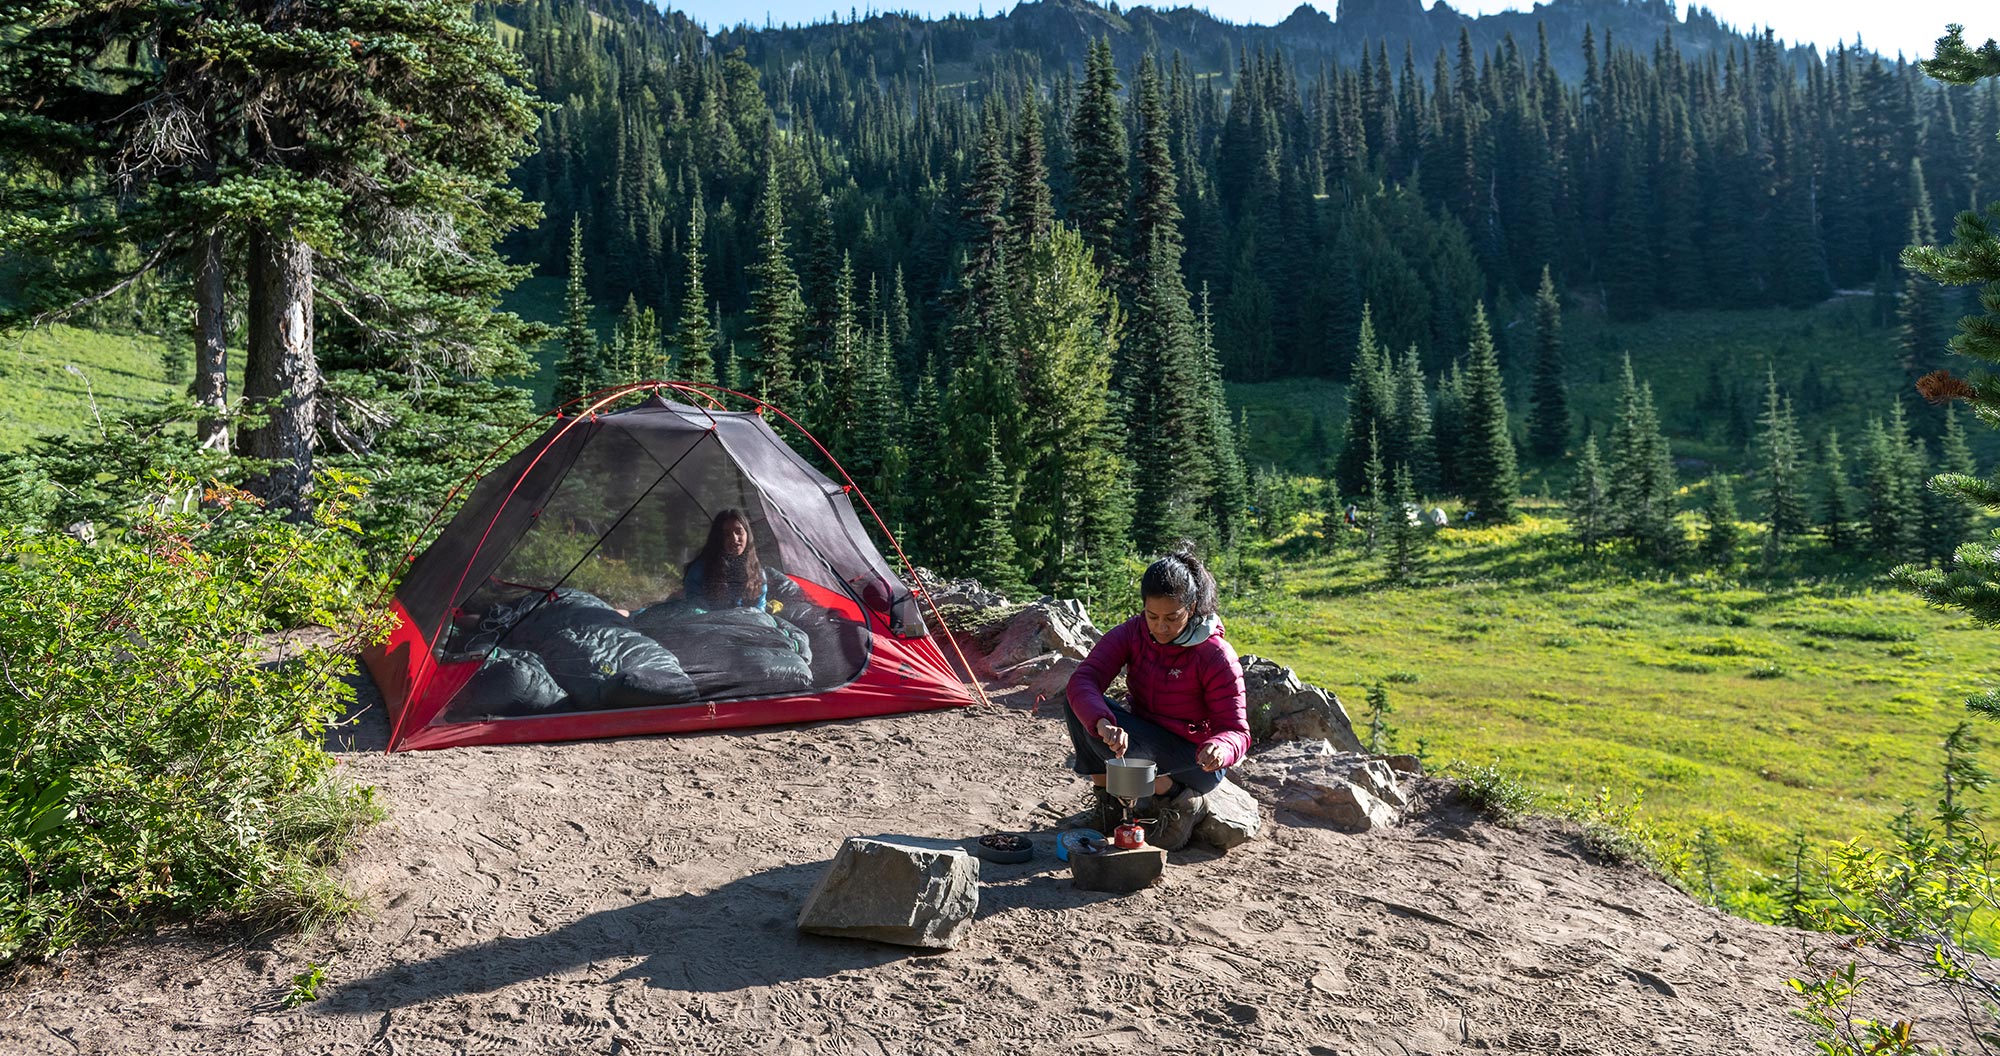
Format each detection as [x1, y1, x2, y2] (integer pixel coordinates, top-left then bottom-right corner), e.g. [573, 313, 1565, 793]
[0, 671, 1967, 1055]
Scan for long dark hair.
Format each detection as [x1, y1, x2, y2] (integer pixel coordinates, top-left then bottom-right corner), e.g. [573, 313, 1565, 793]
[1140, 541, 1217, 618]
[688, 508, 762, 607]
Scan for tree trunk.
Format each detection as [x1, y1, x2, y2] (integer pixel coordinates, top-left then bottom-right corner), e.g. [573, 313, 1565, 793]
[240, 223, 316, 517]
[194, 227, 229, 451]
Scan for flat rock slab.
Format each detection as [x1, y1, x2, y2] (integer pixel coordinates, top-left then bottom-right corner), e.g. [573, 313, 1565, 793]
[1071, 843, 1167, 893]
[797, 836, 980, 949]
[1238, 741, 1407, 832]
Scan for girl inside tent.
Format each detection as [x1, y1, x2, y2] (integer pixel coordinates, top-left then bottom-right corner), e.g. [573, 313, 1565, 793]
[1063, 543, 1250, 851]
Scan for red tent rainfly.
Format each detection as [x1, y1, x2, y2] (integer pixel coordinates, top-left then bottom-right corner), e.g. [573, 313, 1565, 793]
[365, 386, 974, 751]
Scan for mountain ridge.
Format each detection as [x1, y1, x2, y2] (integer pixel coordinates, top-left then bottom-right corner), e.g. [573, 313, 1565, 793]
[721, 0, 1833, 83]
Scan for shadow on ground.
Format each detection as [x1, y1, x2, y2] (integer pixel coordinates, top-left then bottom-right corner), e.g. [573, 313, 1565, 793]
[325, 842, 1123, 1010]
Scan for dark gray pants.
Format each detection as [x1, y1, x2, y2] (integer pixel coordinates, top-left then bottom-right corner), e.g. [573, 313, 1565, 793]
[1063, 700, 1224, 795]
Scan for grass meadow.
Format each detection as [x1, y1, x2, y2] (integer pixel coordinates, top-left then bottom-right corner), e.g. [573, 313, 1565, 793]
[1221, 509, 2000, 903]
[0, 324, 185, 451]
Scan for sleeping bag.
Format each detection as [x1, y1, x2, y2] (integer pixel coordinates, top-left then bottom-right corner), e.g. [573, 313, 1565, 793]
[538, 622, 700, 710]
[443, 646, 567, 721]
[633, 604, 816, 697]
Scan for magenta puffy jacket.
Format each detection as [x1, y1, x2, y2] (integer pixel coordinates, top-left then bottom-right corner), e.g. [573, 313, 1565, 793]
[1066, 616, 1251, 768]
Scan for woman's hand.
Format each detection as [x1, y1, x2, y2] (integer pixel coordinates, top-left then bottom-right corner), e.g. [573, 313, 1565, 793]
[1095, 719, 1128, 758]
[1196, 742, 1228, 772]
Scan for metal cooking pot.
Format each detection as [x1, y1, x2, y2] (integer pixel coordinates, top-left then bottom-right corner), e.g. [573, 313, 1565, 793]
[1104, 757, 1156, 800]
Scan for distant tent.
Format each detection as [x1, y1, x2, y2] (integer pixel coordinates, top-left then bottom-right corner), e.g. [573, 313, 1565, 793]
[364, 385, 976, 752]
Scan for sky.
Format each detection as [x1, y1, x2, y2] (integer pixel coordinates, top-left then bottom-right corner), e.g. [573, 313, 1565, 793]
[678, 0, 2000, 63]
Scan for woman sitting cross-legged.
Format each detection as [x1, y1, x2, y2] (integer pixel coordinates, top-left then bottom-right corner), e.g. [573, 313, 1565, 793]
[1064, 543, 1249, 851]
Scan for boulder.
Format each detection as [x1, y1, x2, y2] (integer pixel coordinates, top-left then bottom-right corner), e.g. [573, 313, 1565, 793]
[1190, 776, 1261, 851]
[1239, 656, 1364, 751]
[1383, 754, 1424, 775]
[1236, 740, 1407, 833]
[797, 837, 981, 949]
[986, 598, 1101, 671]
[1282, 780, 1397, 833]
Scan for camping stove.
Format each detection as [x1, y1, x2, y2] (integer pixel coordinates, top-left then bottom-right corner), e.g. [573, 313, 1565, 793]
[1104, 757, 1157, 850]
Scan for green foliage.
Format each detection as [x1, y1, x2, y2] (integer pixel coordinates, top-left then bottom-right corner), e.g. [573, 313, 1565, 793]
[1565, 436, 1609, 555]
[1457, 303, 1517, 524]
[1527, 267, 1568, 459]
[0, 479, 389, 964]
[1699, 474, 1741, 567]
[1447, 761, 1537, 818]
[1365, 681, 1395, 753]
[1755, 369, 1808, 553]
[284, 962, 330, 1009]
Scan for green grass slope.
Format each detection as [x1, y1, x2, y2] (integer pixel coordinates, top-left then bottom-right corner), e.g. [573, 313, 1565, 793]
[1224, 513, 2000, 889]
[0, 325, 182, 451]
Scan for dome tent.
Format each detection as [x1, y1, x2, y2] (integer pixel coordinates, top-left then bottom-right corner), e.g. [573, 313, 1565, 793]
[365, 383, 976, 752]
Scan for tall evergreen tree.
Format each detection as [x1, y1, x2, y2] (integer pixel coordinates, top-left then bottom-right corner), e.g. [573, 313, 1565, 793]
[1819, 428, 1854, 551]
[745, 163, 805, 411]
[1898, 157, 1946, 388]
[1700, 474, 1742, 567]
[1567, 435, 1610, 556]
[673, 202, 719, 387]
[1458, 303, 1519, 523]
[1335, 305, 1392, 497]
[1607, 356, 1681, 562]
[1125, 55, 1217, 552]
[1527, 266, 1569, 458]
[1392, 346, 1439, 495]
[1010, 95, 1055, 260]
[1383, 464, 1425, 583]
[1857, 403, 1921, 562]
[611, 294, 662, 385]
[1069, 38, 1129, 277]
[1754, 369, 1808, 554]
[553, 216, 607, 409]
[965, 423, 1029, 599]
[1925, 405, 1978, 562]
[1362, 422, 1386, 554]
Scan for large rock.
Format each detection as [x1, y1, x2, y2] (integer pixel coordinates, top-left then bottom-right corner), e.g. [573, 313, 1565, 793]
[1239, 655, 1364, 751]
[1236, 740, 1407, 833]
[978, 598, 1103, 703]
[797, 837, 980, 949]
[1191, 776, 1261, 851]
[1282, 780, 1397, 833]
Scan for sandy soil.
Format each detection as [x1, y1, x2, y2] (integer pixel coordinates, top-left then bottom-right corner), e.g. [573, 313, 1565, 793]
[0, 669, 1964, 1055]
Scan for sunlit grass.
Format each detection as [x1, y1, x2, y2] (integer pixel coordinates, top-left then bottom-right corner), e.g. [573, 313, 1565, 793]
[1222, 512, 2000, 889]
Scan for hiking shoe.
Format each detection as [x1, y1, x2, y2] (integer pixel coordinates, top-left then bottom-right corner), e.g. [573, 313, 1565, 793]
[1065, 785, 1126, 833]
[1147, 787, 1208, 851]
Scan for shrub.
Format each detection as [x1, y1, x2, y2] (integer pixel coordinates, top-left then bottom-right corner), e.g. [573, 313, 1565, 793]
[0, 479, 391, 964]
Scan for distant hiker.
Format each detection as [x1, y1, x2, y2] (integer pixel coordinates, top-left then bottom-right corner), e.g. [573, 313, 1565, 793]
[1065, 543, 1250, 851]
[1344, 504, 1359, 526]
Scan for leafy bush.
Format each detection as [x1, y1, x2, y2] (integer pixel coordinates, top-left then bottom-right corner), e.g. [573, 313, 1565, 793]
[0, 480, 391, 964]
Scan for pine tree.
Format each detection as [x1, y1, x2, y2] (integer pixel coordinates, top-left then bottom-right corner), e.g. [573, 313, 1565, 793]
[1365, 682, 1396, 753]
[612, 294, 662, 385]
[1069, 38, 1129, 276]
[1335, 305, 1392, 498]
[1527, 266, 1569, 458]
[1392, 346, 1439, 495]
[1433, 361, 1468, 496]
[1857, 404, 1921, 562]
[1567, 435, 1610, 556]
[745, 162, 805, 412]
[1125, 55, 1216, 553]
[1607, 356, 1682, 562]
[1925, 405, 1978, 562]
[965, 423, 1029, 599]
[553, 216, 607, 409]
[1010, 94, 1055, 260]
[1362, 423, 1386, 554]
[1755, 368, 1808, 554]
[1898, 157, 1945, 386]
[1383, 464, 1425, 584]
[1458, 303, 1518, 523]
[673, 201, 719, 387]
[1700, 474, 1742, 567]
[1819, 428, 1854, 551]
